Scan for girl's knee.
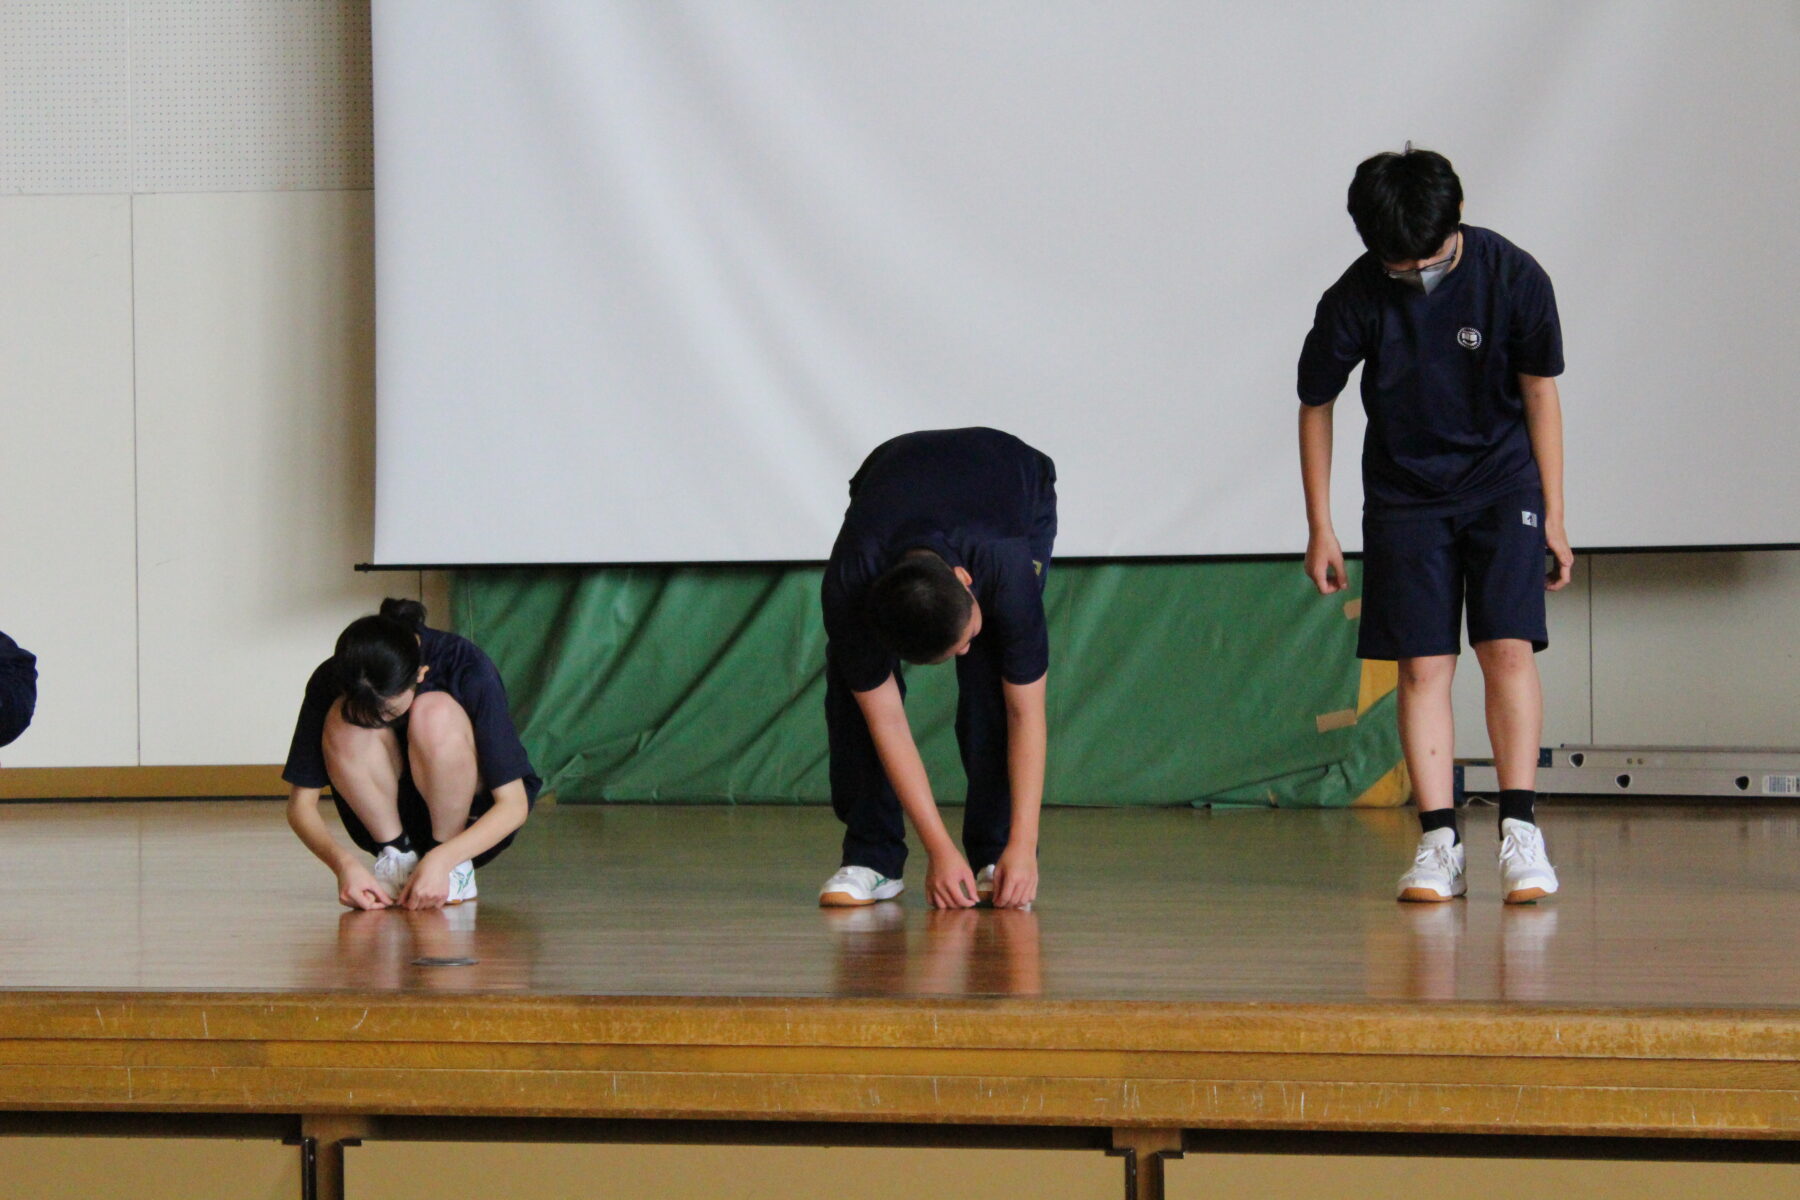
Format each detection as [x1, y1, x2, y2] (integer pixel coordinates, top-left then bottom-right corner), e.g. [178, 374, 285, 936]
[324, 699, 380, 753]
[406, 691, 472, 751]
[322, 701, 402, 778]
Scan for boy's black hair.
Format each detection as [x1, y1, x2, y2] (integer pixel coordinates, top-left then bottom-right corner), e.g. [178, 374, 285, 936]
[865, 555, 973, 664]
[334, 597, 426, 728]
[1346, 146, 1463, 264]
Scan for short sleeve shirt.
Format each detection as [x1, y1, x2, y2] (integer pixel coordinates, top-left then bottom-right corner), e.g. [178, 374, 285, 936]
[822, 428, 1058, 693]
[0, 631, 35, 685]
[1297, 225, 1564, 519]
[0, 631, 37, 747]
[282, 626, 541, 800]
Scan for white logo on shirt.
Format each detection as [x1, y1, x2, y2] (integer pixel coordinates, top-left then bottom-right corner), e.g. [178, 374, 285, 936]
[1522, 510, 1539, 528]
[1458, 327, 1483, 349]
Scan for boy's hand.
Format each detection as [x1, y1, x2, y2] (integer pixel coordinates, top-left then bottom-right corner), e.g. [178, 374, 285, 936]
[336, 862, 393, 910]
[1304, 529, 1348, 595]
[1545, 522, 1574, 591]
[397, 851, 452, 910]
[991, 842, 1038, 909]
[926, 850, 980, 909]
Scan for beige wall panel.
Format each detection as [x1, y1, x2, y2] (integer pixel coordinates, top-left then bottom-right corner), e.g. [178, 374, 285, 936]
[0, 1137, 297, 1200]
[350, 1141, 1122, 1200]
[0, 195, 137, 767]
[1451, 558, 1593, 761]
[1167, 1151, 1795, 1200]
[1591, 551, 1800, 747]
[132, 190, 409, 765]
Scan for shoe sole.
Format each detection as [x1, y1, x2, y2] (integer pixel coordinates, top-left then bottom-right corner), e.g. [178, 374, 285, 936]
[819, 886, 903, 908]
[1504, 886, 1554, 904]
[1398, 886, 1463, 903]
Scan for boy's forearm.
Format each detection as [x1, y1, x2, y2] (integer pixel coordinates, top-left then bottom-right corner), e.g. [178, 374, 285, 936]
[856, 682, 958, 857]
[1298, 402, 1337, 530]
[1521, 375, 1566, 523]
[1003, 677, 1047, 848]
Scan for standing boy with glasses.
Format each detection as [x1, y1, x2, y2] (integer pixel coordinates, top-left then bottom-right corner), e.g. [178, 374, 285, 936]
[1295, 145, 1572, 903]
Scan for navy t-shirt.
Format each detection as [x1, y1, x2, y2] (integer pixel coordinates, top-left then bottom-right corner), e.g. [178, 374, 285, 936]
[0, 631, 37, 749]
[1297, 225, 1564, 519]
[823, 428, 1057, 693]
[282, 626, 541, 800]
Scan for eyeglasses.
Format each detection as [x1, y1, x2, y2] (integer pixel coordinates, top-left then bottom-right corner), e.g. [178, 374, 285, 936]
[1383, 237, 1459, 279]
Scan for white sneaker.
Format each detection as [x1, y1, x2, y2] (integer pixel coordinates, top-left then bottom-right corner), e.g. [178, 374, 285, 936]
[1397, 828, 1466, 902]
[974, 864, 996, 904]
[1499, 818, 1559, 904]
[818, 865, 904, 907]
[372, 845, 419, 898]
[445, 859, 478, 905]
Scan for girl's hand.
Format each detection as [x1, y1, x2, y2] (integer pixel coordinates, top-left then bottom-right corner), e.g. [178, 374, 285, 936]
[398, 852, 451, 910]
[336, 862, 393, 910]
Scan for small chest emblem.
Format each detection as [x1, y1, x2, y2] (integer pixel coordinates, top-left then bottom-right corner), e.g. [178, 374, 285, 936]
[1457, 327, 1483, 349]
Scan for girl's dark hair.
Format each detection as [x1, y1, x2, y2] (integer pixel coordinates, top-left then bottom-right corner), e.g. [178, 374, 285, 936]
[334, 598, 426, 728]
[866, 556, 973, 664]
[1346, 146, 1463, 264]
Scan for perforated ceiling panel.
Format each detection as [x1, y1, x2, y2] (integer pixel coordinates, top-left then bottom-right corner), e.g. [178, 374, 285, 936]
[0, 1, 130, 194]
[2, 1, 372, 194]
[131, 0, 371, 191]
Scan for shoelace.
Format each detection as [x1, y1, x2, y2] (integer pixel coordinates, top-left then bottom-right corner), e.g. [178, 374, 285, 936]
[1499, 827, 1543, 865]
[1413, 843, 1458, 873]
[375, 849, 412, 875]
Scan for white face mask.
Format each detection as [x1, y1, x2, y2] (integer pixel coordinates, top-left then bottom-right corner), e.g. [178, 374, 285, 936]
[1386, 233, 1459, 295]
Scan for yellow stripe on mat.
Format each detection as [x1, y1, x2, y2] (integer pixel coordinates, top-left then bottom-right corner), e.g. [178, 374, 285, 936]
[1352, 759, 1412, 807]
[1357, 658, 1398, 715]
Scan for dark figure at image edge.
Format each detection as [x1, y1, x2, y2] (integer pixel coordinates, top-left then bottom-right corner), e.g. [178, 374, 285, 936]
[0, 631, 38, 750]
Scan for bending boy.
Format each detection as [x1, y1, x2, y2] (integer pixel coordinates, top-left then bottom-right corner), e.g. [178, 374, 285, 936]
[819, 428, 1056, 911]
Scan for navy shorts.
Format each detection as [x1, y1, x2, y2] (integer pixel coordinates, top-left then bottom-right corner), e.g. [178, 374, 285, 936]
[332, 769, 537, 870]
[1358, 489, 1549, 660]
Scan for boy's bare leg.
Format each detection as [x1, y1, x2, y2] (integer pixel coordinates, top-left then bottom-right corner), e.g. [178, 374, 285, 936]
[1473, 639, 1542, 791]
[1475, 637, 1559, 900]
[406, 692, 481, 841]
[322, 700, 406, 842]
[1397, 654, 1459, 811]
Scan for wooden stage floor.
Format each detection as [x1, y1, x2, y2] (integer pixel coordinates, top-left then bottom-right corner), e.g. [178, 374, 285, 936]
[0, 800, 1795, 1149]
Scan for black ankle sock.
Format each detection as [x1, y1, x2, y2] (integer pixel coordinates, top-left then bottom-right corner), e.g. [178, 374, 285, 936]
[376, 831, 414, 854]
[1418, 808, 1459, 844]
[1499, 790, 1536, 827]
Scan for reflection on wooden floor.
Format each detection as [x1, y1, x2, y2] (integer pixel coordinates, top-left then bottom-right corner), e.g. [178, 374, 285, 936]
[0, 800, 1795, 1006]
[0, 799, 1795, 1143]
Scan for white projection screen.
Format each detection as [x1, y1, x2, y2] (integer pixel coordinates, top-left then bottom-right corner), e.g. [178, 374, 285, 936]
[371, 1, 1800, 564]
